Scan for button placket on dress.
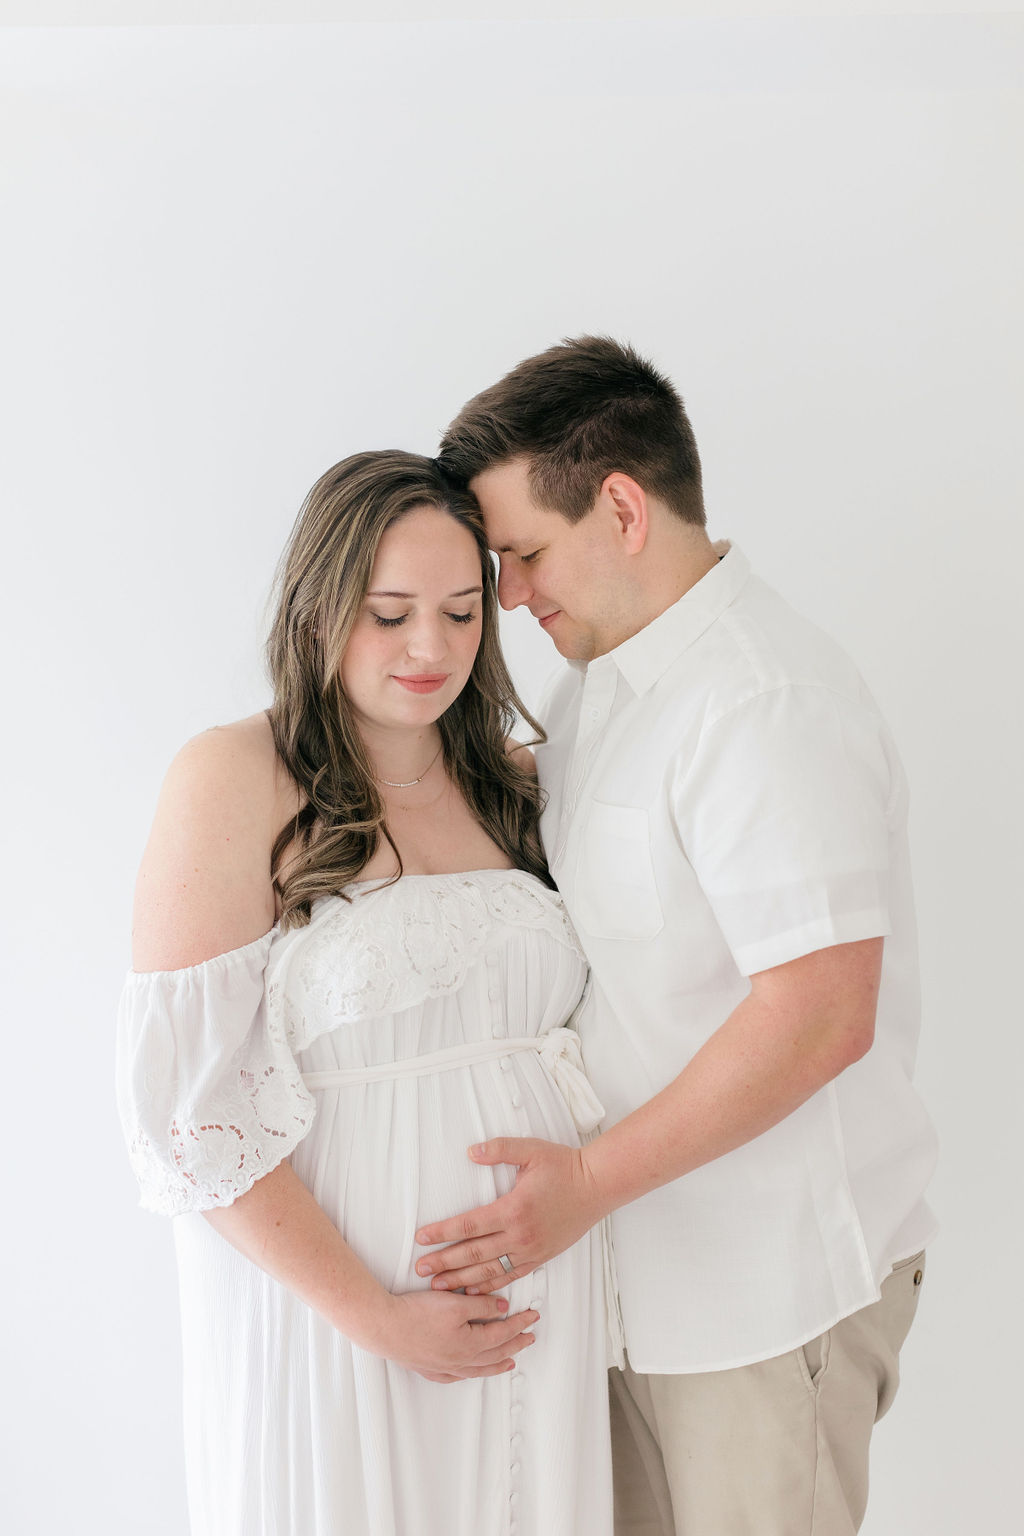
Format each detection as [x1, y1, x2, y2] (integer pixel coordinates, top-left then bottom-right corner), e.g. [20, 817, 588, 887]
[505, 1246, 546, 1536]
[480, 937, 552, 1535]
[489, 940, 523, 1119]
[507, 1370, 524, 1534]
[486, 947, 504, 1031]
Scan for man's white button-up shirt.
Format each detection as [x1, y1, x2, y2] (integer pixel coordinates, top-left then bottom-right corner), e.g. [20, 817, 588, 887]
[537, 545, 938, 1374]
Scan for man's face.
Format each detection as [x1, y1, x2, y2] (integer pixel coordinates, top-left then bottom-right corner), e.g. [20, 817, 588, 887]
[471, 458, 628, 662]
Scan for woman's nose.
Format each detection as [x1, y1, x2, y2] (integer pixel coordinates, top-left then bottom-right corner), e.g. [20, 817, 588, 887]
[404, 618, 448, 662]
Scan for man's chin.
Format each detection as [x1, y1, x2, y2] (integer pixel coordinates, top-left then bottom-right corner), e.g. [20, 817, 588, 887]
[552, 635, 593, 663]
[538, 614, 594, 662]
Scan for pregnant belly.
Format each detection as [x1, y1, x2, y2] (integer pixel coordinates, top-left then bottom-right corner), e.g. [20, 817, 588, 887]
[290, 1053, 581, 1292]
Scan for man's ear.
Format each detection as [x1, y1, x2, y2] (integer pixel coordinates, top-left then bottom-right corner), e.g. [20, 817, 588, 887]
[601, 472, 649, 553]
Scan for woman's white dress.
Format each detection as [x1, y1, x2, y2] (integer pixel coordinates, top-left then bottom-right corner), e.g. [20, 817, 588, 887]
[117, 869, 617, 1536]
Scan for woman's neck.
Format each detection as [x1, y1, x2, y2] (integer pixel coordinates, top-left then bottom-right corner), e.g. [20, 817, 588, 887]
[360, 724, 443, 787]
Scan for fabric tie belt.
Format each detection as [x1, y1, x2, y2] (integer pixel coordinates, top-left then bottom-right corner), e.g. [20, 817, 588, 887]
[302, 1025, 625, 1367]
[302, 1026, 605, 1135]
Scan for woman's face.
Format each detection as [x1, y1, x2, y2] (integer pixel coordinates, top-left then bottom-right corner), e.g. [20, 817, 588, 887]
[340, 505, 485, 738]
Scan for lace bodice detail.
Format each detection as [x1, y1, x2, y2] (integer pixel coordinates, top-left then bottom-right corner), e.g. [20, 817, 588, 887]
[273, 870, 584, 1051]
[117, 870, 587, 1216]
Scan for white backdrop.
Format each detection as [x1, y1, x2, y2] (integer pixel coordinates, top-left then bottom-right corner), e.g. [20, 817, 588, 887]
[2, 12, 1021, 1533]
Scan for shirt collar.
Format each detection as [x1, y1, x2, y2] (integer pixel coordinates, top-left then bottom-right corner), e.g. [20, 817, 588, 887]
[589, 542, 751, 697]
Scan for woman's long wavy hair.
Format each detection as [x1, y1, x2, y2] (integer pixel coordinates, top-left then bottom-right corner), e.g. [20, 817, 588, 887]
[266, 450, 552, 929]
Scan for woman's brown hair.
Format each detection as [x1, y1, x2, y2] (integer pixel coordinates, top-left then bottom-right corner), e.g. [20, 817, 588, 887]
[265, 449, 551, 929]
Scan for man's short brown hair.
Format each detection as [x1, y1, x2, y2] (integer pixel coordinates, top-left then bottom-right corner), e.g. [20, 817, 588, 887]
[438, 335, 705, 526]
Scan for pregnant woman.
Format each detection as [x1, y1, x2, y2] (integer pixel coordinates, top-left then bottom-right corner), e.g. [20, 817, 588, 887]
[116, 451, 617, 1536]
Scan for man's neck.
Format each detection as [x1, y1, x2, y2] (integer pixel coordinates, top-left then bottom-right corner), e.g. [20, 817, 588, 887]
[583, 531, 724, 662]
[630, 527, 722, 631]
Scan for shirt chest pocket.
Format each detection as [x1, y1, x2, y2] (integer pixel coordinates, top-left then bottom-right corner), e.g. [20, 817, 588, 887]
[572, 801, 665, 941]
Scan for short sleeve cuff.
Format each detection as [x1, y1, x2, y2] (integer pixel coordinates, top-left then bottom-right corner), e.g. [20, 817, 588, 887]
[730, 907, 892, 977]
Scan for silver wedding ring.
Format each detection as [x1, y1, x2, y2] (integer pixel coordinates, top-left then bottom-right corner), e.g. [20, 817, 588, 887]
[498, 1253, 515, 1275]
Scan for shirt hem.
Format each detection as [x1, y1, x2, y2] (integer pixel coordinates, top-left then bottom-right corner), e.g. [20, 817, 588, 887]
[617, 1217, 940, 1376]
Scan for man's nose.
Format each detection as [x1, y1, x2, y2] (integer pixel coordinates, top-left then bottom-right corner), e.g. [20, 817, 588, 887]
[497, 560, 530, 611]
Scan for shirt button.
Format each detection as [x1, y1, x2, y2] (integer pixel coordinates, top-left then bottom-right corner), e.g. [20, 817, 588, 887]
[488, 986, 501, 1002]
[511, 1092, 523, 1108]
[500, 1057, 512, 1071]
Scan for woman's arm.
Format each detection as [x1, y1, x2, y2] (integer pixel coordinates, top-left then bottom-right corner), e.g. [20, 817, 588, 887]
[131, 716, 537, 1381]
[203, 1160, 536, 1382]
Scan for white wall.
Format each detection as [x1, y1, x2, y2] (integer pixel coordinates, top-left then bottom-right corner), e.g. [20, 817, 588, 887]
[2, 15, 1020, 1533]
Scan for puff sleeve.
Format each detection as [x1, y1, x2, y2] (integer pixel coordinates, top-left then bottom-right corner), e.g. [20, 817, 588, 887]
[116, 929, 316, 1216]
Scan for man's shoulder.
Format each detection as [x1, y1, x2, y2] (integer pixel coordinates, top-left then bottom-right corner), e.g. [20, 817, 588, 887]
[672, 574, 879, 723]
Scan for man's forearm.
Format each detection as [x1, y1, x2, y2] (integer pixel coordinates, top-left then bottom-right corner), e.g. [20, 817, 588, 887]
[583, 942, 878, 1217]
[413, 939, 882, 1293]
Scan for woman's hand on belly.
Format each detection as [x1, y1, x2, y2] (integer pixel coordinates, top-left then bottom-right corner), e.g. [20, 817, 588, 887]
[373, 1290, 539, 1383]
[202, 1161, 536, 1383]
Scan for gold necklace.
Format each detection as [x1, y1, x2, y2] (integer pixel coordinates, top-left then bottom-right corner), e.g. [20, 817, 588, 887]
[373, 744, 443, 789]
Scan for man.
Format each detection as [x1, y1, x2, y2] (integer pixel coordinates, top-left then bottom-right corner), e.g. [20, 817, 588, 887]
[416, 336, 937, 1534]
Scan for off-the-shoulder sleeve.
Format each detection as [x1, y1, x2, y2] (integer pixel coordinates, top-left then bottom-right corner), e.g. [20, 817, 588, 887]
[116, 929, 316, 1216]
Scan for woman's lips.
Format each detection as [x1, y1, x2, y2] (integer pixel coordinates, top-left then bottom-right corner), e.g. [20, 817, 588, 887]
[393, 674, 449, 694]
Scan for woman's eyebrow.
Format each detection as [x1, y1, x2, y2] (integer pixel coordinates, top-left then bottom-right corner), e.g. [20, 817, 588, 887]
[367, 586, 483, 599]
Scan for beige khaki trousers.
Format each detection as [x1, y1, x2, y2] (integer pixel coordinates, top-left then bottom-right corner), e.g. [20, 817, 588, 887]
[610, 1252, 926, 1536]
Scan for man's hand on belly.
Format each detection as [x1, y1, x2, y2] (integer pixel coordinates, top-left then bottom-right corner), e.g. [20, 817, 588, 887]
[413, 1138, 608, 1295]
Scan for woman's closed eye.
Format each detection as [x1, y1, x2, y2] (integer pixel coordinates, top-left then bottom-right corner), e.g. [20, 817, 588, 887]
[371, 611, 477, 629]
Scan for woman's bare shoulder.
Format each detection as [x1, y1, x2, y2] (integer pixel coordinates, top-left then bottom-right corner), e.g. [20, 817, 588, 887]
[175, 709, 275, 772]
[131, 713, 293, 971]
[171, 712, 303, 809]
